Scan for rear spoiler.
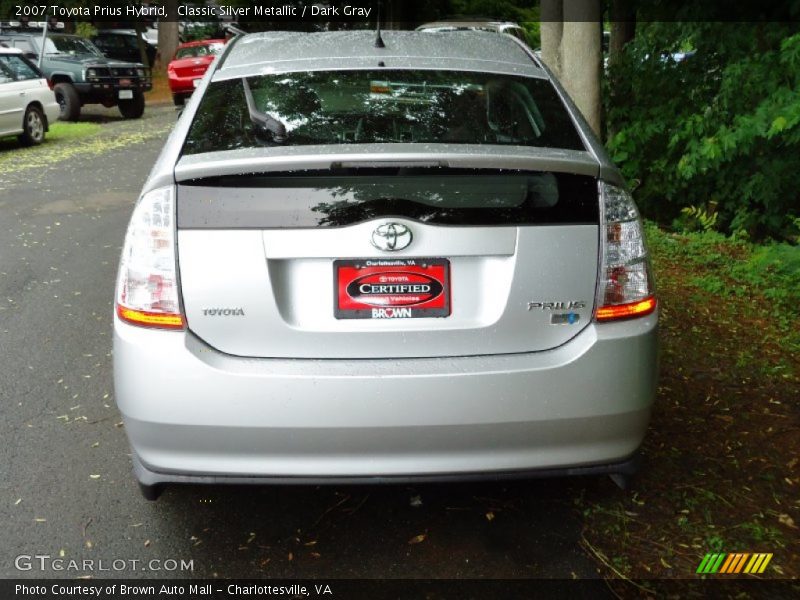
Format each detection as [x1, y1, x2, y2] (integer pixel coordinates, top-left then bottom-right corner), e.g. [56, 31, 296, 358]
[174, 144, 614, 184]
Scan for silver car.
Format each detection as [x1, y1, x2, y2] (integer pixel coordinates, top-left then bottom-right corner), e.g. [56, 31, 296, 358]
[114, 30, 658, 500]
[0, 47, 59, 146]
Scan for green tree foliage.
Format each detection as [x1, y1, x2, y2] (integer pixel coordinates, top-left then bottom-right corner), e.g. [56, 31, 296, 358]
[448, 0, 539, 44]
[606, 20, 800, 240]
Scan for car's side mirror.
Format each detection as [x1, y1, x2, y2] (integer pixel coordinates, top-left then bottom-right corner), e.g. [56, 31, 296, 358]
[25, 52, 38, 60]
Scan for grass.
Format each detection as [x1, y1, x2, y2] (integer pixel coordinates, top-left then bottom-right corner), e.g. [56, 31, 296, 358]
[145, 68, 174, 106]
[46, 122, 102, 142]
[0, 117, 173, 176]
[0, 121, 101, 157]
[579, 223, 800, 586]
[645, 222, 800, 354]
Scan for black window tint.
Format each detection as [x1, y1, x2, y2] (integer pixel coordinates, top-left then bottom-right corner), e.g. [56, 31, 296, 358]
[183, 78, 252, 154]
[177, 170, 598, 229]
[183, 70, 585, 155]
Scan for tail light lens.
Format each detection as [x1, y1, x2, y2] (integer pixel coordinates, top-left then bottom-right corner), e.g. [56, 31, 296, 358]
[595, 182, 656, 322]
[115, 186, 185, 329]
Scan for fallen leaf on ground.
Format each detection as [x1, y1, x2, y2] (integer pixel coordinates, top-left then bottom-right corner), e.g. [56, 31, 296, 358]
[408, 533, 427, 545]
[778, 514, 797, 528]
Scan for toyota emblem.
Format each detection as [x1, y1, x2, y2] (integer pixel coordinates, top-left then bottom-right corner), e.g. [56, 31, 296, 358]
[371, 223, 413, 252]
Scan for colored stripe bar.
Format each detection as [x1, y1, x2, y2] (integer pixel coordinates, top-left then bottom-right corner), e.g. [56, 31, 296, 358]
[718, 554, 735, 574]
[758, 554, 773, 574]
[696, 553, 714, 574]
[710, 553, 726, 574]
[733, 553, 750, 573]
[744, 554, 761, 574]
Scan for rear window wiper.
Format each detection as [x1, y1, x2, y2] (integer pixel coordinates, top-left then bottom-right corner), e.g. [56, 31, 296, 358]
[242, 77, 287, 144]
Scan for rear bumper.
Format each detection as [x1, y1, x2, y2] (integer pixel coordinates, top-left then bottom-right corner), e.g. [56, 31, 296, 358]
[114, 310, 658, 482]
[168, 73, 200, 95]
[42, 100, 59, 130]
[133, 450, 642, 486]
[74, 81, 151, 98]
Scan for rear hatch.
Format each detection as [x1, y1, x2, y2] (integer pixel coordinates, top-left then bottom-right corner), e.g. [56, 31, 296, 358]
[175, 152, 600, 359]
[171, 55, 214, 79]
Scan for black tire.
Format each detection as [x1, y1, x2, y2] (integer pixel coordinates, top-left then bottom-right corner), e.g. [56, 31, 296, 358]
[119, 92, 145, 119]
[17, 105, 46, 146]
[53, 82, 81, 121]
[172, 93, 185, 107]
[138, 482, 165, 501]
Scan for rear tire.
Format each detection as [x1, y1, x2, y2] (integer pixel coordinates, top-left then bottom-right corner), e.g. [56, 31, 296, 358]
[138, 482, 165, 501]
[119, 92, 145, 119]
[18, 105, 46, 146]
[172, 93, 185, 107]
[54, 83, 81, 121]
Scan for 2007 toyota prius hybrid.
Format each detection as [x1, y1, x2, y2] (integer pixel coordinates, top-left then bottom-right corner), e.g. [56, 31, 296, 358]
[114, 30, 658, 500]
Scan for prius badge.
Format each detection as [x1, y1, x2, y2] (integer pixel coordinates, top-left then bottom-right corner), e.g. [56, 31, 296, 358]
[371, 222, 412, 252]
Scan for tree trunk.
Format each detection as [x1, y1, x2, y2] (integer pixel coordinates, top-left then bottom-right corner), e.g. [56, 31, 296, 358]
[609, 0, 636, 67]
[133, 19, 151, 68]
[157, 0, 180, 73]
[540, 0, 563, 79]
[560, 0, 602, 136]
[607, 0, 636, 139]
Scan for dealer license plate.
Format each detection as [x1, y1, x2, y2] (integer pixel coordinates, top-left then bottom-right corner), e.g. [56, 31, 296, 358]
[334, 258, 450, 319]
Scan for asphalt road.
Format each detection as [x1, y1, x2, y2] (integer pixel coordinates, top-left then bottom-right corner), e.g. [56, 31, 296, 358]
[0, 105, 615, 585]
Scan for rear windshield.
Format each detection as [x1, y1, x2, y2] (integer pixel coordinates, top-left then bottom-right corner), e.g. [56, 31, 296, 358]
[182, 70, 585, 154]
[177, 170, 598, 228]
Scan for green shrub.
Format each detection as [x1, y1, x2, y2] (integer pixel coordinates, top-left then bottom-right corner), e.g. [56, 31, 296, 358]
[607, 22, 800, 241]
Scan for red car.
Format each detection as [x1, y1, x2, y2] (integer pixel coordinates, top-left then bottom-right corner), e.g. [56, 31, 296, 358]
[167, 39, 226, 106]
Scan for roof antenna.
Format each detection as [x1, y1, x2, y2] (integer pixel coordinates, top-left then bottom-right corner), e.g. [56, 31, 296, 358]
[374, 0, 385, 48]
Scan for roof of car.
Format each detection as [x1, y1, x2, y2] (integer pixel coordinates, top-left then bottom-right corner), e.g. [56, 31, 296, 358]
[417, 20, 522, 30]
[94, 29, 138, 35]
[0, 31, 76, 38]
[215, 30, 543, 81]
[178, 39, 226, 48]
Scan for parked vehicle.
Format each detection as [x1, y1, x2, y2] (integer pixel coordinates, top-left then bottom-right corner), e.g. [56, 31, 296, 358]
[167, 39, 225, 106]
[0, 31, 151, 121]
[417, 19, 532, 46]
[0, 47, 58, 145]
[114, 30, 658, 500]
[92, 29, 157, 68]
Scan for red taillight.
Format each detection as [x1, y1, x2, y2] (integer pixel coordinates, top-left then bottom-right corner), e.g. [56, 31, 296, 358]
[595, 182, 656, 322]
[115, 187, 185, 330]
[46, 79, 53, 90]
[595, 296, 657, 322]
